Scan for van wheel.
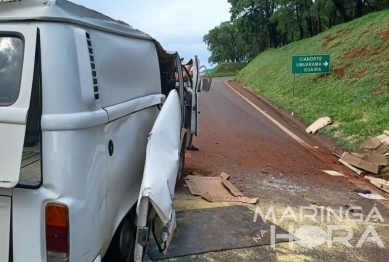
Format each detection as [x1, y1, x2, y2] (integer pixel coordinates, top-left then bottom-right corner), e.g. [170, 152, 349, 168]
[103, 210, 136, 262]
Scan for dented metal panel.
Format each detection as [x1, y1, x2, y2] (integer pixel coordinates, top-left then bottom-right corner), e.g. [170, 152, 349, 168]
[137, 90, 180, 224]
[135, 90, 181, 261]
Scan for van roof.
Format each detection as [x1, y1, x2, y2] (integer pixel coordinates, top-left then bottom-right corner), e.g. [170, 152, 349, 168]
[0, 0, 151, 40]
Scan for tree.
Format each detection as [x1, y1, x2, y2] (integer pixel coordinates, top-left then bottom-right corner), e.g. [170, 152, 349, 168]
[203, 22, 247, 64]
[229, 0, 278, 49]
[204, 0, 389, 64]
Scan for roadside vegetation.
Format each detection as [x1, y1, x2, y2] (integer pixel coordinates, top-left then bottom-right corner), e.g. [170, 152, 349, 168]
[204, 1, 389, 65]
[209, 62, 247, 78]
[235, 10, 389, 151]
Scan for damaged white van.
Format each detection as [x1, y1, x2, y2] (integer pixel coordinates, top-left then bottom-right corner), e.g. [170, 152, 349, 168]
[0, 0, 211, 261]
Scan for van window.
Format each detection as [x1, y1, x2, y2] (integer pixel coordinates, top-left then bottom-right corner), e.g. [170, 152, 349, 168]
[0, 35, 24, 106]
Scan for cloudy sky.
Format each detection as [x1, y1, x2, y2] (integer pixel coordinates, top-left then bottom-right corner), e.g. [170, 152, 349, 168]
[72, 0, 231, 68]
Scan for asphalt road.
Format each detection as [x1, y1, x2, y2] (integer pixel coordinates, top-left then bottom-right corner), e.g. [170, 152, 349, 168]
[149, 77, 389, 262]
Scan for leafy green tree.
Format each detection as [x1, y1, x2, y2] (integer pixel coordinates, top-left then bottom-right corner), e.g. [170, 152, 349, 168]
[203, 22, 247, 64]
[229, 0, 278, 48]
[203, 0, 389, 63]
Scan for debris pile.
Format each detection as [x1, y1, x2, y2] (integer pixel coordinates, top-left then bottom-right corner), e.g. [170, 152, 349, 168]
[338, 131, 389, 175]
[336, 131, 389, 193]
[184, 172, 258, 204]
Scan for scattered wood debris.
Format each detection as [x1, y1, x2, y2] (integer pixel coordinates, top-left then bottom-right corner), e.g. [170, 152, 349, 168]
[364, 176, 389, 194]
[306, 117, 331, 134]
[335, 131, 389, 194]
[322, 170, 345, 177]
[338, 131, 388, 175]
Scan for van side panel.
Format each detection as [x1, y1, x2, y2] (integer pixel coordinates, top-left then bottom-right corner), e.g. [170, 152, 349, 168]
[90, 30, 161, 108]
[103, 106, 159, 253]
[40, 23, 96, 114]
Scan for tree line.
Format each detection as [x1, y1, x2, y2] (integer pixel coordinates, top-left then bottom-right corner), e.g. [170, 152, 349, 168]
[203, 0, 389, 64]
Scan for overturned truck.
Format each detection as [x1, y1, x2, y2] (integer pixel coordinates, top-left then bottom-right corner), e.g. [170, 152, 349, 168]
[0, 1, 211, 261]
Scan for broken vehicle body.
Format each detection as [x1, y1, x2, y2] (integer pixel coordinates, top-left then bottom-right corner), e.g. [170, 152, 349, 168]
[0, 0, 210, 261]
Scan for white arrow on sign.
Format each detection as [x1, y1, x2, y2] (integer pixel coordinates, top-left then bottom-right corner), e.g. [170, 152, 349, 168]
[324, 61, 329, 67]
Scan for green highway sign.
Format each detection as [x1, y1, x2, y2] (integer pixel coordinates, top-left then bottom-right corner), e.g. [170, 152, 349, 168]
[205, 69, 214, 73]
[292, 54, 330, 74]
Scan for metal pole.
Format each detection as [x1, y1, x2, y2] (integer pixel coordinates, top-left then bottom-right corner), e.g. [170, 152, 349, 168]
[291, 74, 295, 116]
[293, 74, 295, 98]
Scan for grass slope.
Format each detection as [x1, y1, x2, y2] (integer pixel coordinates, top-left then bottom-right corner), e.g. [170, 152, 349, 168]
[235, 10, 389, 150]
[210, 62, 247, 77]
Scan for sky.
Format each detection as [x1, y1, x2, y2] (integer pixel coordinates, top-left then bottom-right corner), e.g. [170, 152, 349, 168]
[72, 0, 232, 69]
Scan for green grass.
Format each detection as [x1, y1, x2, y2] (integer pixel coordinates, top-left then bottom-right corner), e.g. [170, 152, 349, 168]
[209, 62, 248, 77]
[235, 10, 389, 151]
[213, 62, 248, 73]
[209, 71, 239, 78]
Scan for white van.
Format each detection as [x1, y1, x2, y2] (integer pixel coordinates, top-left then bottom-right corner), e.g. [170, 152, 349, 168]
[0, 1, 211, 261]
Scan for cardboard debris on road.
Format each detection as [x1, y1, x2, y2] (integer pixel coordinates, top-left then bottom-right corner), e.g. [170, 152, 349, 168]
[323, 170, 345, 177]
[375, 131, 389, 144]
[363, 137, 382, 149]
[357, 193, 388, 200]
[338, 159, 364, 175]
[341, 152, 380, 174]
[201, 192, 258, 204]
[305, 117, 331, 134]
[334, 131, 389, 195]
[337, 132, 388, 176]
[184, 173, 258, 204]
[354, 142, 389, 155]
[365, 176, 389, 194]
[361, 155, 387, 166]
[220, 172, 230, 180]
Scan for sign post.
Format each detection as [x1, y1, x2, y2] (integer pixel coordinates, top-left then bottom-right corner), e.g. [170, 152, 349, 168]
[291, 54, 331, 112]
[293, 74, 295, 98]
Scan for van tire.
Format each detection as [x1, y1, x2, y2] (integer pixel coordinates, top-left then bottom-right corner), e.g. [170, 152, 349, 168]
[103, 209, 136, 262]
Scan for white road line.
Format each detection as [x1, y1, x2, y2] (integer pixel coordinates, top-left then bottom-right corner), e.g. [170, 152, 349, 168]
[224, 80, 313, 151]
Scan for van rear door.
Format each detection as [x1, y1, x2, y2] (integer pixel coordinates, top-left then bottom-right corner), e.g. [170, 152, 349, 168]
[0, 26, 37, 188]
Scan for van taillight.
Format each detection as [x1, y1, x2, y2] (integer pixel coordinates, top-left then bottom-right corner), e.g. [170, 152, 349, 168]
[45, 204, 69, 261]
